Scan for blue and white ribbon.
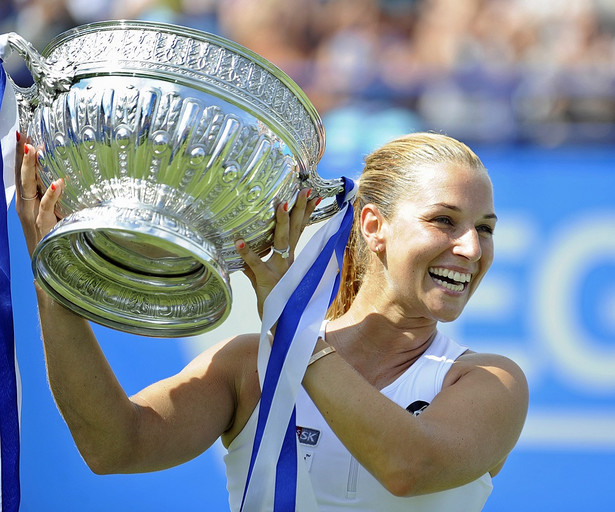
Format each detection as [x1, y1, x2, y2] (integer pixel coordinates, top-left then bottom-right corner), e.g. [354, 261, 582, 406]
[0, 35, 21, 512]
[240, 179, 356, 511]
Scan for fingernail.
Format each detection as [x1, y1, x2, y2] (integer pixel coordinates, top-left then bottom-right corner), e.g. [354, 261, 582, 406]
[315, 197, 322, 206]
[237, 240, 245, 250]
[307, 188, 312, 198]
[16, 131, 20, 142]
[24, 145, 29, 155]
[283, 202, 289, 212]
[51, 183, 56, 191]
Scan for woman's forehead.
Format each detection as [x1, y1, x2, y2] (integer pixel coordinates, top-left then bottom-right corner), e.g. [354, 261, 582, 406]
[401, 162, 494, 209]
[413, 162, 491, 190]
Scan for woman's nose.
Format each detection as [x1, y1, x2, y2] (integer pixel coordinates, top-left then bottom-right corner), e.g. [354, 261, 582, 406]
[453, 228, 482, 261]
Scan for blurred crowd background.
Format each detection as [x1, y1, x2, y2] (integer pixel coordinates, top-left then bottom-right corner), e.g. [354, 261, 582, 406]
[2, 0, 615, 146]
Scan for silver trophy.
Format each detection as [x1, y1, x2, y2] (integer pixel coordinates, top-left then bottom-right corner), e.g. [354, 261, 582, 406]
[4, 20, 343, 337]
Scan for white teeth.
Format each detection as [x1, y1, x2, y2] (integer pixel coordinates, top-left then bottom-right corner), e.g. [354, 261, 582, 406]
[428, 267, 471, 284]
[432, 278, 464, 292]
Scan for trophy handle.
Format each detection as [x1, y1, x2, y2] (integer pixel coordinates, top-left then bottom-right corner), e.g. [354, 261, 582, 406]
[0, 32, 75, 130]
[305, 175, 347, 224]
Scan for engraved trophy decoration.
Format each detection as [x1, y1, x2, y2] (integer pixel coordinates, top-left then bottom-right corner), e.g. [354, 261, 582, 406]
[3, 20, 344, 337]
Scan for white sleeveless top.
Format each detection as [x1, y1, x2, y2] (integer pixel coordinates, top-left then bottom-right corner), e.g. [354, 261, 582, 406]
[224, 330, 493, 511]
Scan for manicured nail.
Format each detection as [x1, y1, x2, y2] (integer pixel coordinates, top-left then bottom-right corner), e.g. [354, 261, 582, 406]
[306, 188, 312, 198]
[315, 197, 322, 206]
[16, 131, 20, 142]
[237, 240, 245, 250]
[283, 202, 289, 212]
[24, 145, 29, 155]
[51, 183, 56, 191]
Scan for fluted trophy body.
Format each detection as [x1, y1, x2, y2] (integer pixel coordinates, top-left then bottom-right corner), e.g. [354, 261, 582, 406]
[6, 21, 342, 337]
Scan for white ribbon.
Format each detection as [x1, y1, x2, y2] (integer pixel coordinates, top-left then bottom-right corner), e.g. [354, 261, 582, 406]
[241, 182, 356, 511]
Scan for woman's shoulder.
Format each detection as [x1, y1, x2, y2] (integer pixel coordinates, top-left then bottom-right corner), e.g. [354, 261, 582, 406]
[215, 331, 262, 357]
[445, 350, 528, 394]
[189, 331, 261, 372]
[456, 350, 525, 372]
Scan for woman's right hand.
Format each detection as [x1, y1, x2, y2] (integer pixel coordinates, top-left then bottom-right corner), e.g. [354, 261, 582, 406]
[235, 188, 319, 319]
[15, 136, 65, 257]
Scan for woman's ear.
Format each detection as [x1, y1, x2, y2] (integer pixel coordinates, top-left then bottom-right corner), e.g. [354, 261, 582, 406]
[360, 204, 387, 254]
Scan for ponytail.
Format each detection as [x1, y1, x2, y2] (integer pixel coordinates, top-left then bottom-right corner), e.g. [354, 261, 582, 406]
[327, 204, 365, 319]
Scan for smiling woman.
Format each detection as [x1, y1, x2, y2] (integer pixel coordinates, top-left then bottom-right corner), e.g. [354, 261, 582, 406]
[16, 130, 527, 512]
[233, 132, 528, 509]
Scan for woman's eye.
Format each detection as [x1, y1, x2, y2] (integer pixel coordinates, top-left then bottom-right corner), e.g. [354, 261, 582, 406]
[434, 217, 453, 225]
[477, 224, 494, 235]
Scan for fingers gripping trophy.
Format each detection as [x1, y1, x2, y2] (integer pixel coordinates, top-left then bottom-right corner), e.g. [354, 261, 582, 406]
[0, 20, 344, 337]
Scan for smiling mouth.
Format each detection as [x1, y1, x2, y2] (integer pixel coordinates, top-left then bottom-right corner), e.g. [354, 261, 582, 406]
[428, 267, 472, 293]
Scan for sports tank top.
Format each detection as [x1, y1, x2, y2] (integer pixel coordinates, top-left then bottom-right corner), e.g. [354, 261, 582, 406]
[224, 329, 493, 511]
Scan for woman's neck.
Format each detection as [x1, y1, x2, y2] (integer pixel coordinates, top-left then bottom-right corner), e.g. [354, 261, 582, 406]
[325, 298, 438, 388]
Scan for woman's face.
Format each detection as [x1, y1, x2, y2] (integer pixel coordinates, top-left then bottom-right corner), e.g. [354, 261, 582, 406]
[380, 162, 496, 323]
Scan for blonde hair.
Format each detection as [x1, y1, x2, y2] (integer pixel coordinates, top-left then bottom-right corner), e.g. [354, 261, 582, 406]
[327, 132, 487, 319]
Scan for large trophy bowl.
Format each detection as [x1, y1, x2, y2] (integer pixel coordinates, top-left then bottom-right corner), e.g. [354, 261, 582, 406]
[5, 20, 343, 337]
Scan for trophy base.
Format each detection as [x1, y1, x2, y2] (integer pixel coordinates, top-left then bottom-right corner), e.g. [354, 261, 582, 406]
[32, 204, 232, 337]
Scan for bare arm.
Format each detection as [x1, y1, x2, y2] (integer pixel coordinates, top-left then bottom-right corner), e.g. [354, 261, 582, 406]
[36, 297, 240, 474]
[302, 339, 528, 496]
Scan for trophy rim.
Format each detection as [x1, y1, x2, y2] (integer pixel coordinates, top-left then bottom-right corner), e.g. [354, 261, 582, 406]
[41, 19, 326, 167]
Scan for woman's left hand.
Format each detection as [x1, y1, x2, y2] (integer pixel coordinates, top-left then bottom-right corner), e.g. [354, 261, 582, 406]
[14, 137, 65, 257]
[236, 188, 320, 318]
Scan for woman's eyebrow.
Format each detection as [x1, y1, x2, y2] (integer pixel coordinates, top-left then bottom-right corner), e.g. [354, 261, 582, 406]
[432, 203, 498, 221]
